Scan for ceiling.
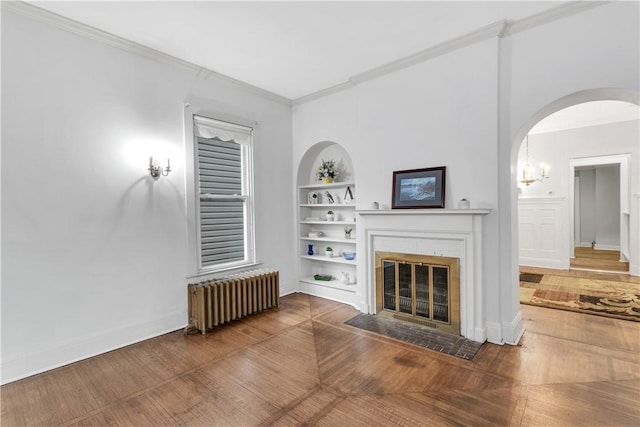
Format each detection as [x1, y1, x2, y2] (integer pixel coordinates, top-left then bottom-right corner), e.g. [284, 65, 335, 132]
[24, 1, 639, 130]
[29, 0, 565, 100]
[530, 101, 639, 135]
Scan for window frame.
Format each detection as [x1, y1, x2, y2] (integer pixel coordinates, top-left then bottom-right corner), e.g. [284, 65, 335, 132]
[186, 110, 256, 275]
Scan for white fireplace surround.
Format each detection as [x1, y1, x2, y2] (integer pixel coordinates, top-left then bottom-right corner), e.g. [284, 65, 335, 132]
[357, 209, 491, 343]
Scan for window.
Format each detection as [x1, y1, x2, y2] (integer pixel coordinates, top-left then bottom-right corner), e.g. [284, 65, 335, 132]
[193, 115, 254, 271]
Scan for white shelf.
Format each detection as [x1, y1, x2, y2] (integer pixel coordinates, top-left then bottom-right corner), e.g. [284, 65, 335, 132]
[300, 277, 357, 292]
[300, 237, 355, 244]
[300, 255, 356, 265]
[299, 181, 355, 190]
[299, 203, 355, 208]
[297, 168, 357, 296]
[300, 220, 356, 225]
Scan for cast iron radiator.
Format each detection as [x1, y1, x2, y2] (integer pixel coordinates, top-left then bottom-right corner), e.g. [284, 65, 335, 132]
[187, 269, 279, 334]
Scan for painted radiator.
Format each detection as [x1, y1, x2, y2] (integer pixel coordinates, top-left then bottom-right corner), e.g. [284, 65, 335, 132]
[187, 269, 279, 334]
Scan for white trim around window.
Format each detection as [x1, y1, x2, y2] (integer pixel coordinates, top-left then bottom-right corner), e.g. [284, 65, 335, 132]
[184, 104, 257, 278]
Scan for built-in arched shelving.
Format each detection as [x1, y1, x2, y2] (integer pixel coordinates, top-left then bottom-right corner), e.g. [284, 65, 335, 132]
[296, 142, 357, 296]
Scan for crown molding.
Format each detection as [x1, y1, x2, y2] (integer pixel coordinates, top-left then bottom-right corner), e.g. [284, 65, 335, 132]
[292, 81, 357, 107]
[2, 1, 292, 106]
[350, 20, 508, 86]
[503, 1, 609, 36]
[293, 20, 507, 107]
[293, 1, 612, 105]
[4, 0, 613, 108]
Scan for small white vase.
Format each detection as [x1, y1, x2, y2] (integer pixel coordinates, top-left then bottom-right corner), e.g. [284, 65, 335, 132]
[326, 214, 335, 221]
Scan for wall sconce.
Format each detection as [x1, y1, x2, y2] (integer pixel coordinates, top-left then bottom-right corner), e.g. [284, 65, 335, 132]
[148, 156, 171, 179]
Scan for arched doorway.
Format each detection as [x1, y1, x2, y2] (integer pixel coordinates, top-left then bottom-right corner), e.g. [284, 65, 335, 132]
[516, 101, 637, 273]
[511, 89, 639, 299]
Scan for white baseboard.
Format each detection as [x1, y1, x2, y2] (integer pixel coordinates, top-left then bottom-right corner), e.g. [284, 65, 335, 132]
[502, 311, 525, 345]
[594, 244, 620, 251]
[472, 327, 487, 343]
[1, 310, 186, 385]
[279, 289, 298, 297]
[577, 243, 621, 251]
[297, 282, 358, 311]
[485, 311, 524, 346]
[485, 321, 503, 345]
[519, 256, 568, 270]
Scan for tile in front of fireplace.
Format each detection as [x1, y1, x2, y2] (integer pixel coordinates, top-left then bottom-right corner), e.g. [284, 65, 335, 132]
[344, 314, 482, 360]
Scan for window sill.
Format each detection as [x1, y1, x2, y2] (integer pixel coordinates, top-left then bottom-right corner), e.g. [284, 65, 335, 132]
[186, 261, 264, 282]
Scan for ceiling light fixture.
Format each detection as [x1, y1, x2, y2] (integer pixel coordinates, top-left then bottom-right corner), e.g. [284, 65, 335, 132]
[519, 135, 549, 186]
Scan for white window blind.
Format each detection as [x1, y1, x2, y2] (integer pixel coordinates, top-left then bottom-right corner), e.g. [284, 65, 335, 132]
[194, 115, 254, 270]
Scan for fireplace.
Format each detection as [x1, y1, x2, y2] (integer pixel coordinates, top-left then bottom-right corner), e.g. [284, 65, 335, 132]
[358, 208, 490, 343]
[375, 252, 460, 335]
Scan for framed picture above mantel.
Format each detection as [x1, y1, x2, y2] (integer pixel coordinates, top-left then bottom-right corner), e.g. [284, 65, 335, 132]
[392, 166, 446, 209]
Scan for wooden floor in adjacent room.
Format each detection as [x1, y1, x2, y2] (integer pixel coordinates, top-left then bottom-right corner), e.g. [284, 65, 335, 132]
[571, 246, 629, 273]
[2, 293, 639, 426]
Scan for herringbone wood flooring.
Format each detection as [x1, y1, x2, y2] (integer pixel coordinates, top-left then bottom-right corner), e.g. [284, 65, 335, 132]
[2, 293, 639, 426]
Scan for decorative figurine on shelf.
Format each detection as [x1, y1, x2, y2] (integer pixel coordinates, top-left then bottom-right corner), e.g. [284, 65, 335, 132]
[308, 244, 314, 256]
[344, 186, 354, 204]
[317, 159, 337, 184]
[344, 226, 352, 239]
[325, 191, 335, 204]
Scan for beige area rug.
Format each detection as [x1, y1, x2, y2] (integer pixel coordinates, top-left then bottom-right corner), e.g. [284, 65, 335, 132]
[520, 272, 640, 322]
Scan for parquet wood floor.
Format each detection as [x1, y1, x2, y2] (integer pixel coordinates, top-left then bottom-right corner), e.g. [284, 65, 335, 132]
[2, 293, 639, 426]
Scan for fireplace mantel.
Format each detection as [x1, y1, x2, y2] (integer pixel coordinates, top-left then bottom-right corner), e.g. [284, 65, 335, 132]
[357, 209, 491, 216]
[356, 208, 491, 343]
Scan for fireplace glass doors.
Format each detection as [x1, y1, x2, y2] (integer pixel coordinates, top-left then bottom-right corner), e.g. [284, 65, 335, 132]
[376, 252, 460, 335]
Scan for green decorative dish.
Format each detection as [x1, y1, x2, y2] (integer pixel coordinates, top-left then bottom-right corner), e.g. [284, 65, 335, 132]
[313, 274, 332, 281]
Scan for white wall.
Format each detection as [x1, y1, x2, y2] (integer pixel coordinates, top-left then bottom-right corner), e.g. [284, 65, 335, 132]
[2, 0, 639, 383]
[500, 0, 639, 331]
[293, 38, 500, 319]
[295, 1, 639, 345]
[516, 120, 637, 259]
[518, 198, 567, 269]
[1, 9, 293, 383]
[595, 165, 621, 249]
[518, 121, 638, 200]
[578, 169, 597, 245]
